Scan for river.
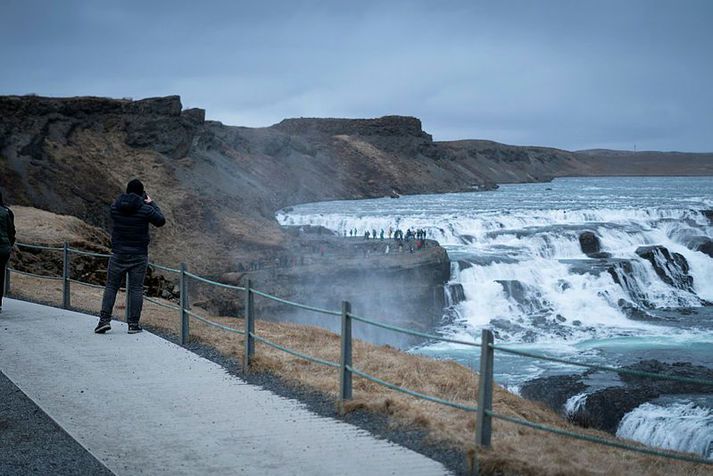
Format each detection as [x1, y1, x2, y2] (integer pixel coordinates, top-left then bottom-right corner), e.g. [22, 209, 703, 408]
[277, 176, 713, 459]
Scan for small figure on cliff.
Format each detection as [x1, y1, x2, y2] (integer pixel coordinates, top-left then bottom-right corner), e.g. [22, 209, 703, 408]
[380, 229, 384, 240]
[0, 189, 17, 314]
[388, 228, 393, 239]
[364, 230, 370, 240]
[95, 179, 165, 334]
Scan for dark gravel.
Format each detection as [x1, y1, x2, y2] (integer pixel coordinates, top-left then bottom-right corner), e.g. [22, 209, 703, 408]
[5, 295, 472, 475]
[0, 371, 113, 476]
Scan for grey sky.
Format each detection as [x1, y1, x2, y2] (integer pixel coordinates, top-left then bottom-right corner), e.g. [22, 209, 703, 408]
[1, 0, 712, 151]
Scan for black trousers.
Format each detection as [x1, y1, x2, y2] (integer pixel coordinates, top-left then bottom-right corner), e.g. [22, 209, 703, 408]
[99, 253, 148, 324]
[0, 247, 10, 307]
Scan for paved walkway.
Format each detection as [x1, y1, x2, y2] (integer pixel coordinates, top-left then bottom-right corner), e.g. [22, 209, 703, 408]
[0, 299, 449, 475]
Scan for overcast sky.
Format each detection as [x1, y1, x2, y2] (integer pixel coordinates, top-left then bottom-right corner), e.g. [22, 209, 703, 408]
[1, 0, 712, 151]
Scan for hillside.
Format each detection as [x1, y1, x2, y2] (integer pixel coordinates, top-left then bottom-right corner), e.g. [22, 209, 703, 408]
[2, 94, 713, 274]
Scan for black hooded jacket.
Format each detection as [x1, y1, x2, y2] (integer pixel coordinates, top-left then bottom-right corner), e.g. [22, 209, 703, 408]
[110, 193, 166, 255]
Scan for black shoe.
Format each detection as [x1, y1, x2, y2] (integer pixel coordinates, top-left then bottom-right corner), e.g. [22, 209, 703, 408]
[94, 319, 111, 334]
[128, 323, 143, 334]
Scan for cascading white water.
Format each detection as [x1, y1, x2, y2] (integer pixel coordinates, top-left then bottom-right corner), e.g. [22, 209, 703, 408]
[278, 177, 713, 458]
[564, 393, 589, 417]
[279, 181, 713, 345]
[617, 401, 713, 459]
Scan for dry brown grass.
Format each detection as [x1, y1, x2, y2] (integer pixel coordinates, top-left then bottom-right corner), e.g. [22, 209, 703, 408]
[12, 206, 111, 251]
[8, 274, 711, 476]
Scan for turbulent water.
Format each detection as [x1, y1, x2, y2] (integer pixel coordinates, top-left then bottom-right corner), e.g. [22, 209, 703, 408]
[278, 177, 713, 458]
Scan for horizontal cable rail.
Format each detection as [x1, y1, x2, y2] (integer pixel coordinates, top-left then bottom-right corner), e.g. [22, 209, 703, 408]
[144, 296, 181, 311]
[252, 289, 342, 316]
[349, 313, 481, 348]
[251, 333, 340, 368]
[67, 248, 110, 258]
[68, 278, 106, 290]
[148, 262, 181, 274]
[9, 240, 712, 467]
[185, 309, 245, 335]
[16, 242, 64, 252]
[8, 268, 63, 280]
[490, 344, 713, 387]
[486, 410, 713, 465]
[184, 271, 245, 291]
[349, 366, 478, 412]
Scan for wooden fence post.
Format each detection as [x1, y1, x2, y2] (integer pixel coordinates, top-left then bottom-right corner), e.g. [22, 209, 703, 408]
[476, 329, 494, 447]
[243, 279, 254, 372]
[339, 301, 353, 414]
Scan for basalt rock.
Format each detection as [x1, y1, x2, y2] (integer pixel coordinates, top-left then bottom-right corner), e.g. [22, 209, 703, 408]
[520, 374, 588, 412]
[635, 245, 693, 290]
[446, 283, 466, 306]
[687, 236, 713, 258]
[520, 359, 713, 434]
[579, 231, 601, 256]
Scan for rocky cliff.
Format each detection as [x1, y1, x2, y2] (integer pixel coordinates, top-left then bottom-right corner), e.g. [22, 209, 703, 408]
[4, 94, 711, 272]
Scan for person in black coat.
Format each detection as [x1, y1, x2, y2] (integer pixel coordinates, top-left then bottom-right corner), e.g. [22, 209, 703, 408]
[0, 189, 16, 313]
[95, 179, 165, 334]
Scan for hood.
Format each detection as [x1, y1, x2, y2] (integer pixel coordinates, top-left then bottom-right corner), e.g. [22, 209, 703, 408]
[115, 193, 144, 214]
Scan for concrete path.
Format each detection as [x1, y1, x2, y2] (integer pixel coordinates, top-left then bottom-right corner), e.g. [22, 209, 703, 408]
[0, 299, 449, 475]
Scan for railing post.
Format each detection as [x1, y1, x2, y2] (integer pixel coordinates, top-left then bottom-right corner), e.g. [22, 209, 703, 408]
[62, 242, 71, 309]
[476, 329, 494, 448]
[243, 279, 254, 372]
[339, 300, 352, 414]
[180, 263, 189, 345]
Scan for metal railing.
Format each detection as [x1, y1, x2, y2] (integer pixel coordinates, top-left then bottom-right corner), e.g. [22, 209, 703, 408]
[6, 241, 713, 468]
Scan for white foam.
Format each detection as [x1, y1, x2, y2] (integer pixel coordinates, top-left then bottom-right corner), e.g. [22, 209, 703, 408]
[617, 402, 713, 460]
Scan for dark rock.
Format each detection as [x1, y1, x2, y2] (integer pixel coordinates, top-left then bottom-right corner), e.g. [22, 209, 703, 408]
[702, 210, 713, 224]
[576, 387, 660, 432]
[181, 108, 206, 124]
[587, 251, 611, 259]
[445, 283, 466, 306]
[579, 231, 601, 256]
[621, 360, 713, 394]
[687, 236, 713, 258]
[457, 260, 473, 271]
[273, 116, 430, 139]
[520, 374, 587, 412]
[635, 245, 694, 290]
[520, 359, 713, 435]
[616, 299, 656, 321]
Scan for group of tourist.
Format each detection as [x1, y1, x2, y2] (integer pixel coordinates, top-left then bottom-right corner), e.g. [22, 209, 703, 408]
[346, 227, 428, 241]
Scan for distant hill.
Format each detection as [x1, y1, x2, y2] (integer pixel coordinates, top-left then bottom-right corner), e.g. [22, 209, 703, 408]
[572, 149, 713, 176]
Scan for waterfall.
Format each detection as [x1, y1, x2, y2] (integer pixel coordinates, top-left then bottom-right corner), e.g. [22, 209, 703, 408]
[617, 402, 713, 460]
[278, 177, 713, 459]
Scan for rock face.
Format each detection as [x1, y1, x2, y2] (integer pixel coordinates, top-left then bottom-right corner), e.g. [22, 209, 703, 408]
[207, 236, 451, 348]
[579, 231, 600, 255]
[688, 236, 713, 258]
[445, 283, 466, 307]
[635, 245, 693, 291]
[521, 360, 713, 434]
